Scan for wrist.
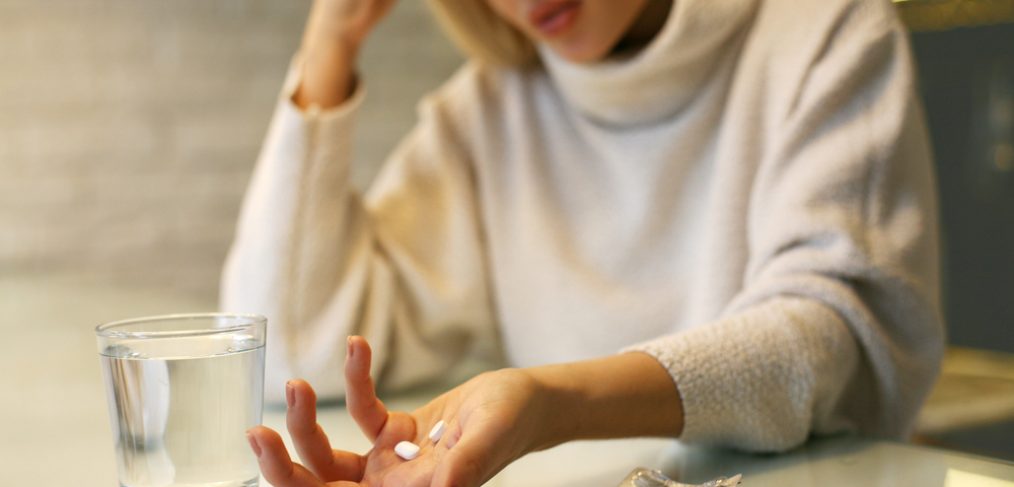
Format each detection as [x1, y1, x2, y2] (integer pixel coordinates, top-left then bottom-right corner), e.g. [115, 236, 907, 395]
[294, 2, 371, 110]
[294, 38, 359, 110]
[522, 353, 684, 449]
[302, 0, 376, 55]
[523, 364, 584, 452]
[301, 24, 362, 61]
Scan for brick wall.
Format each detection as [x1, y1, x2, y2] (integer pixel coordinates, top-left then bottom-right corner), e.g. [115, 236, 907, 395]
[0, 0, 462, 297]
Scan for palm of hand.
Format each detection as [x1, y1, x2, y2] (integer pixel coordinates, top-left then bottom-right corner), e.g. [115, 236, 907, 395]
[360, 372, 537, 486]
[354, 412, 429, 486]
[247, 338, 539, 487]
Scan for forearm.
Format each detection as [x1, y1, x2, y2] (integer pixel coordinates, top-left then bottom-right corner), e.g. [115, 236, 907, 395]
[293, 0, 375, 109]
[526, 352, 684, 451]
[295, 20, 357, 109]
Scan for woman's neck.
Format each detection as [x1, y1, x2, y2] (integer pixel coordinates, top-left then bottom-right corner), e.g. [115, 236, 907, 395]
[611, 0, 674, 56]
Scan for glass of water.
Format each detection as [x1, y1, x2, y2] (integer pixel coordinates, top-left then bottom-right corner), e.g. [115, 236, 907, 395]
[95, 313, 267, 487]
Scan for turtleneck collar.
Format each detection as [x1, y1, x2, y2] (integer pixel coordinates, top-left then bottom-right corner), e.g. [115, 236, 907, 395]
[539, 0, 758, 127]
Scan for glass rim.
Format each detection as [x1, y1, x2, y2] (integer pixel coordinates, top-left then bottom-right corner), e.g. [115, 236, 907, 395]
[94, 313, 266, 340]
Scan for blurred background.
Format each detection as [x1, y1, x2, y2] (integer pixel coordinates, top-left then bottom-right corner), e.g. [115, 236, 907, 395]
[0, 2, 460, 484]
[0, 0, 461, 296]
[0, 0, 1011, 484]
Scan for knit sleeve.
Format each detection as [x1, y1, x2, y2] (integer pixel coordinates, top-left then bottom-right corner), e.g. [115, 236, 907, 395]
[626, 2, 944, 451]
[220, 59, 497, 403]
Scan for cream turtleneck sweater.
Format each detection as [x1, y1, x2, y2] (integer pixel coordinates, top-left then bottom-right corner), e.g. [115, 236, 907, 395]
[222, 0, 944, 451]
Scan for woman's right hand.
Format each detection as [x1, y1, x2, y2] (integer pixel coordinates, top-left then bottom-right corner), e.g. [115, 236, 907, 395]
[295, 0, 397, 109]
[246, 336, 551, 487]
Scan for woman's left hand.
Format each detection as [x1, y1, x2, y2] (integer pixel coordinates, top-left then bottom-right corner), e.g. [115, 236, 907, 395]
[246, 336, 548, 487]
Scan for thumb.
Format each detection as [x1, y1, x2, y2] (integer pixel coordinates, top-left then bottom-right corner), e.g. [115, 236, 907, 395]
[431, 428, 506, 487]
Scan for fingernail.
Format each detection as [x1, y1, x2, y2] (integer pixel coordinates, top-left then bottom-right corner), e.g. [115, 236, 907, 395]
[285, 381, 295, 408]
[347, 336, 355, 358]
[246, 432, 262, 457]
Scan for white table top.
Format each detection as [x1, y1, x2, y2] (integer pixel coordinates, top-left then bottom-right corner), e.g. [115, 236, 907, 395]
[270, 389, 1014, 487]
[3, 273, 1012, 486]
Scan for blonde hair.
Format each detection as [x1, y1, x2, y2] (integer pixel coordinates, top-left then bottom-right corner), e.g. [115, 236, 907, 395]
[426, 0, 538, 67]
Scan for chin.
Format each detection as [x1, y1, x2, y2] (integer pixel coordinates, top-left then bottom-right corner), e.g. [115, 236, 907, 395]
[548, 42, 611, 64]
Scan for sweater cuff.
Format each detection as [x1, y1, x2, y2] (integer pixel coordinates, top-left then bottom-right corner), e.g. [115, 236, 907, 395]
[278, 52, 367, 130]
[623, 297, 856, 451]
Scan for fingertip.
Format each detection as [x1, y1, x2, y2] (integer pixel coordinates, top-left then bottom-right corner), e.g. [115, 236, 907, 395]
[347, 336, 371, 358]
[247, 425, 284, 448]
[248, 427, 304, 485]
[443, 422, 462, 449]
[287, 379, 317, 405]
[246, 424, 273, 438]
[246, 427, 291, 474]
[344, 338, 372, 380]
[246, 430, 262, 458]
[285, 385, 321, 436]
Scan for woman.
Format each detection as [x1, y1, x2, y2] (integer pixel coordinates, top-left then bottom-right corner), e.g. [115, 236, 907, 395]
[224, 0, 944, 485]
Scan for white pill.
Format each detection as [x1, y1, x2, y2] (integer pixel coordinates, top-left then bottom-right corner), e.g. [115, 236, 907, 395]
[394, 441, 420, 460]
[428, 420, 446, 443]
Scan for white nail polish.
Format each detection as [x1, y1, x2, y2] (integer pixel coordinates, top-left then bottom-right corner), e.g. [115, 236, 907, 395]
[395, 441, 420, 460]
[428, 420, 446, 443]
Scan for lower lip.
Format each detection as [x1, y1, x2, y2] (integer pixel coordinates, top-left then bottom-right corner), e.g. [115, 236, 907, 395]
[531, 2, 581, 38]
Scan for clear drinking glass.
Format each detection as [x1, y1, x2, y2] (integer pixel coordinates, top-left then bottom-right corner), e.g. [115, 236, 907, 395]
[96, 313, 267, 487]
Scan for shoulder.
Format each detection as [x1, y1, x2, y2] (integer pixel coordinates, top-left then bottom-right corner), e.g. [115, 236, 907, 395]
[738, 0, 912, 125]
[748, 0, 906, 72]
[753, 0, 901, 45]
